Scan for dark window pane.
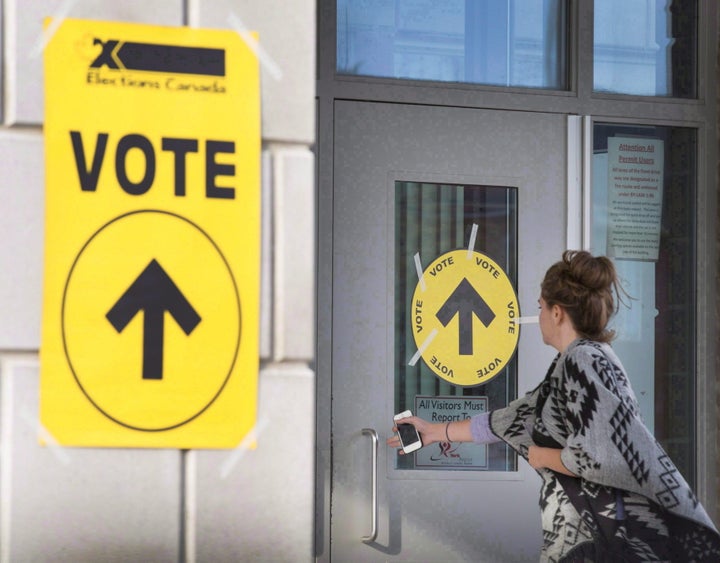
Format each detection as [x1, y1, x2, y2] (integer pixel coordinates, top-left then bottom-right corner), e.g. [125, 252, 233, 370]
[594, 0, 697, 98]
[591, 123, 696, 484]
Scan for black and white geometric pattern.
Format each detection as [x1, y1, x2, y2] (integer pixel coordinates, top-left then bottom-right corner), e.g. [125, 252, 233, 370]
[562, 357, 600, 436]
[504, 401, 534, 439]
[565, 444, 601, 475]
[610, 401, 650, 485]
[489, 339, 720, 562]
[655, 451, 681, 509]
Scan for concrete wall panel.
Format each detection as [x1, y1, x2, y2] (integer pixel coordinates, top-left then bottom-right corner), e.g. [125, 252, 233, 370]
[5, 0, 184, 125]
[193, 366, 314, 562]
[0, 357, 182, 561]
[260, 149, 274, 359]
[194, 0, 316, 143]
[0, 133, 44, 350]
[273, 148, 315, 361]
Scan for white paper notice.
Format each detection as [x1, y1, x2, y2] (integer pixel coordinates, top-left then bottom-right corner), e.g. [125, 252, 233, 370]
[606, 137, 664, 261]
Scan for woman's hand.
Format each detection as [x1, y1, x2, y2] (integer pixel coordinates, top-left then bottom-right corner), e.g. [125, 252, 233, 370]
[527, 445, 547, 469]
[385, 416, 443, 453]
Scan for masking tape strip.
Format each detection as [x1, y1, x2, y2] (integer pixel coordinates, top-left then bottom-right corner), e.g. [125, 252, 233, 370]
[408, 328, 437, 366]
[30, 0, 78, 58]
[219, 417, 269, 479]
[467, 223, 478, 258]
[228, 11, 283, 81]
[515, 315, 539, 324]
[413, 252, 425, 291]
[20, 407, 71, 465]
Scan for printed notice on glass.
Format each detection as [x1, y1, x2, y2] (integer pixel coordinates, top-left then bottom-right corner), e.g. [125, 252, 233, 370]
[414, 396, 488, 469]
[607, 137, 664, 261]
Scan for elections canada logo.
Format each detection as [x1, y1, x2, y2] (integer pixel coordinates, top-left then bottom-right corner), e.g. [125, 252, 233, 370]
[83, 37, 227, 93]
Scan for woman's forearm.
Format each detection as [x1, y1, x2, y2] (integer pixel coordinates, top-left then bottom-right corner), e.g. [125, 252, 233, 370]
[444, 418, 473, 442]
[387, 413, 501, 452]
[446, 413, 502, 444]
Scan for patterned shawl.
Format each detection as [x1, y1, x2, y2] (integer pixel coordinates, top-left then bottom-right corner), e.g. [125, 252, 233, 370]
[490, 339, 720, 562]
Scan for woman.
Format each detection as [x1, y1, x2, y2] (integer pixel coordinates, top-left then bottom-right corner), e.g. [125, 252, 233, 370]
[388, 250, 720, 561]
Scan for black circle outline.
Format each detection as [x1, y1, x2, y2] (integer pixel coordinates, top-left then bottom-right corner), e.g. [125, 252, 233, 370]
[61, 209, 242, 432]
[414, 248, 520, 388]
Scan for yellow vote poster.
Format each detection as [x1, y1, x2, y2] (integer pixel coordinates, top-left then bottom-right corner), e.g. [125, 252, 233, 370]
[41, 19, 260, 448]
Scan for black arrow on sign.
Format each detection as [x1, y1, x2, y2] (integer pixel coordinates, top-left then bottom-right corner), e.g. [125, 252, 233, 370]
[435, 278, 495, 355]
[106, 259, 201, 380]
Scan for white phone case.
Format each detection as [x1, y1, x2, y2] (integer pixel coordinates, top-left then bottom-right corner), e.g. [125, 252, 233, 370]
[394, 410, 422, 453]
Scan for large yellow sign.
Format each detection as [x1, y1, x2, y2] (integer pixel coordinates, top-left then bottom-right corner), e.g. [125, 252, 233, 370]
[411, 250, 519, 386]
[41, 19, 260, 448]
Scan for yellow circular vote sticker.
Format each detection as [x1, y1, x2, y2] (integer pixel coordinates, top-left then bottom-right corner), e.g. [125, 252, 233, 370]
[411, 250, 519, 386]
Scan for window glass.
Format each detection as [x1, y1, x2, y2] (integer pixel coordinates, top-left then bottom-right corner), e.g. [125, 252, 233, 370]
[594, 0, 697, 97]
[591, 123, 696, 483]
[337, 0, 568, 90]
[394, 181, 518, 471]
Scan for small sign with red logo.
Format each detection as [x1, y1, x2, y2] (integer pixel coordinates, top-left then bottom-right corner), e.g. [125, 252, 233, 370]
[414, 396, 488, 469]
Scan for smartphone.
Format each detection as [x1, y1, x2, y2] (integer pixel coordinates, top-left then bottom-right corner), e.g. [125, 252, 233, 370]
[393, 410, 422, 454]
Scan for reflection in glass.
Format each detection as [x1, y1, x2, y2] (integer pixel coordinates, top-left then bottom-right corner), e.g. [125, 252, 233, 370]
[394, 182, 518, 471]
[337, 0, 568, 90]
[594, 0, 697, 97]
[591, 123, 696, 484]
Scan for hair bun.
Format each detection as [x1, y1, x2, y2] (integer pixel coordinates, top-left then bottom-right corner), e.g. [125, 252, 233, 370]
[564, 250, 615, 292]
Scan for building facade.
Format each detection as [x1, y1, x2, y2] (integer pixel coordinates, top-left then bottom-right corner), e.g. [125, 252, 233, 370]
[0, 1, 315, 561]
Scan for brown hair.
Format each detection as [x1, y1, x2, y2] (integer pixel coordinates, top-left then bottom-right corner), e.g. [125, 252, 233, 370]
[540, 250, 623, 342]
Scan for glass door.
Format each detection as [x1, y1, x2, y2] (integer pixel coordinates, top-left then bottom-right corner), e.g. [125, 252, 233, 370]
[393, 182, 518, 473]
[330, 100, 568, 560]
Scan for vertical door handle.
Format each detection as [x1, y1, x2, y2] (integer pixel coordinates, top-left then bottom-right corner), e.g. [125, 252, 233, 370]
[361, 428, 378, 543]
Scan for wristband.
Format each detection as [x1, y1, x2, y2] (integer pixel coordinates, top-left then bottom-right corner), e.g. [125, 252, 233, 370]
[445, 421, 452, 443]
